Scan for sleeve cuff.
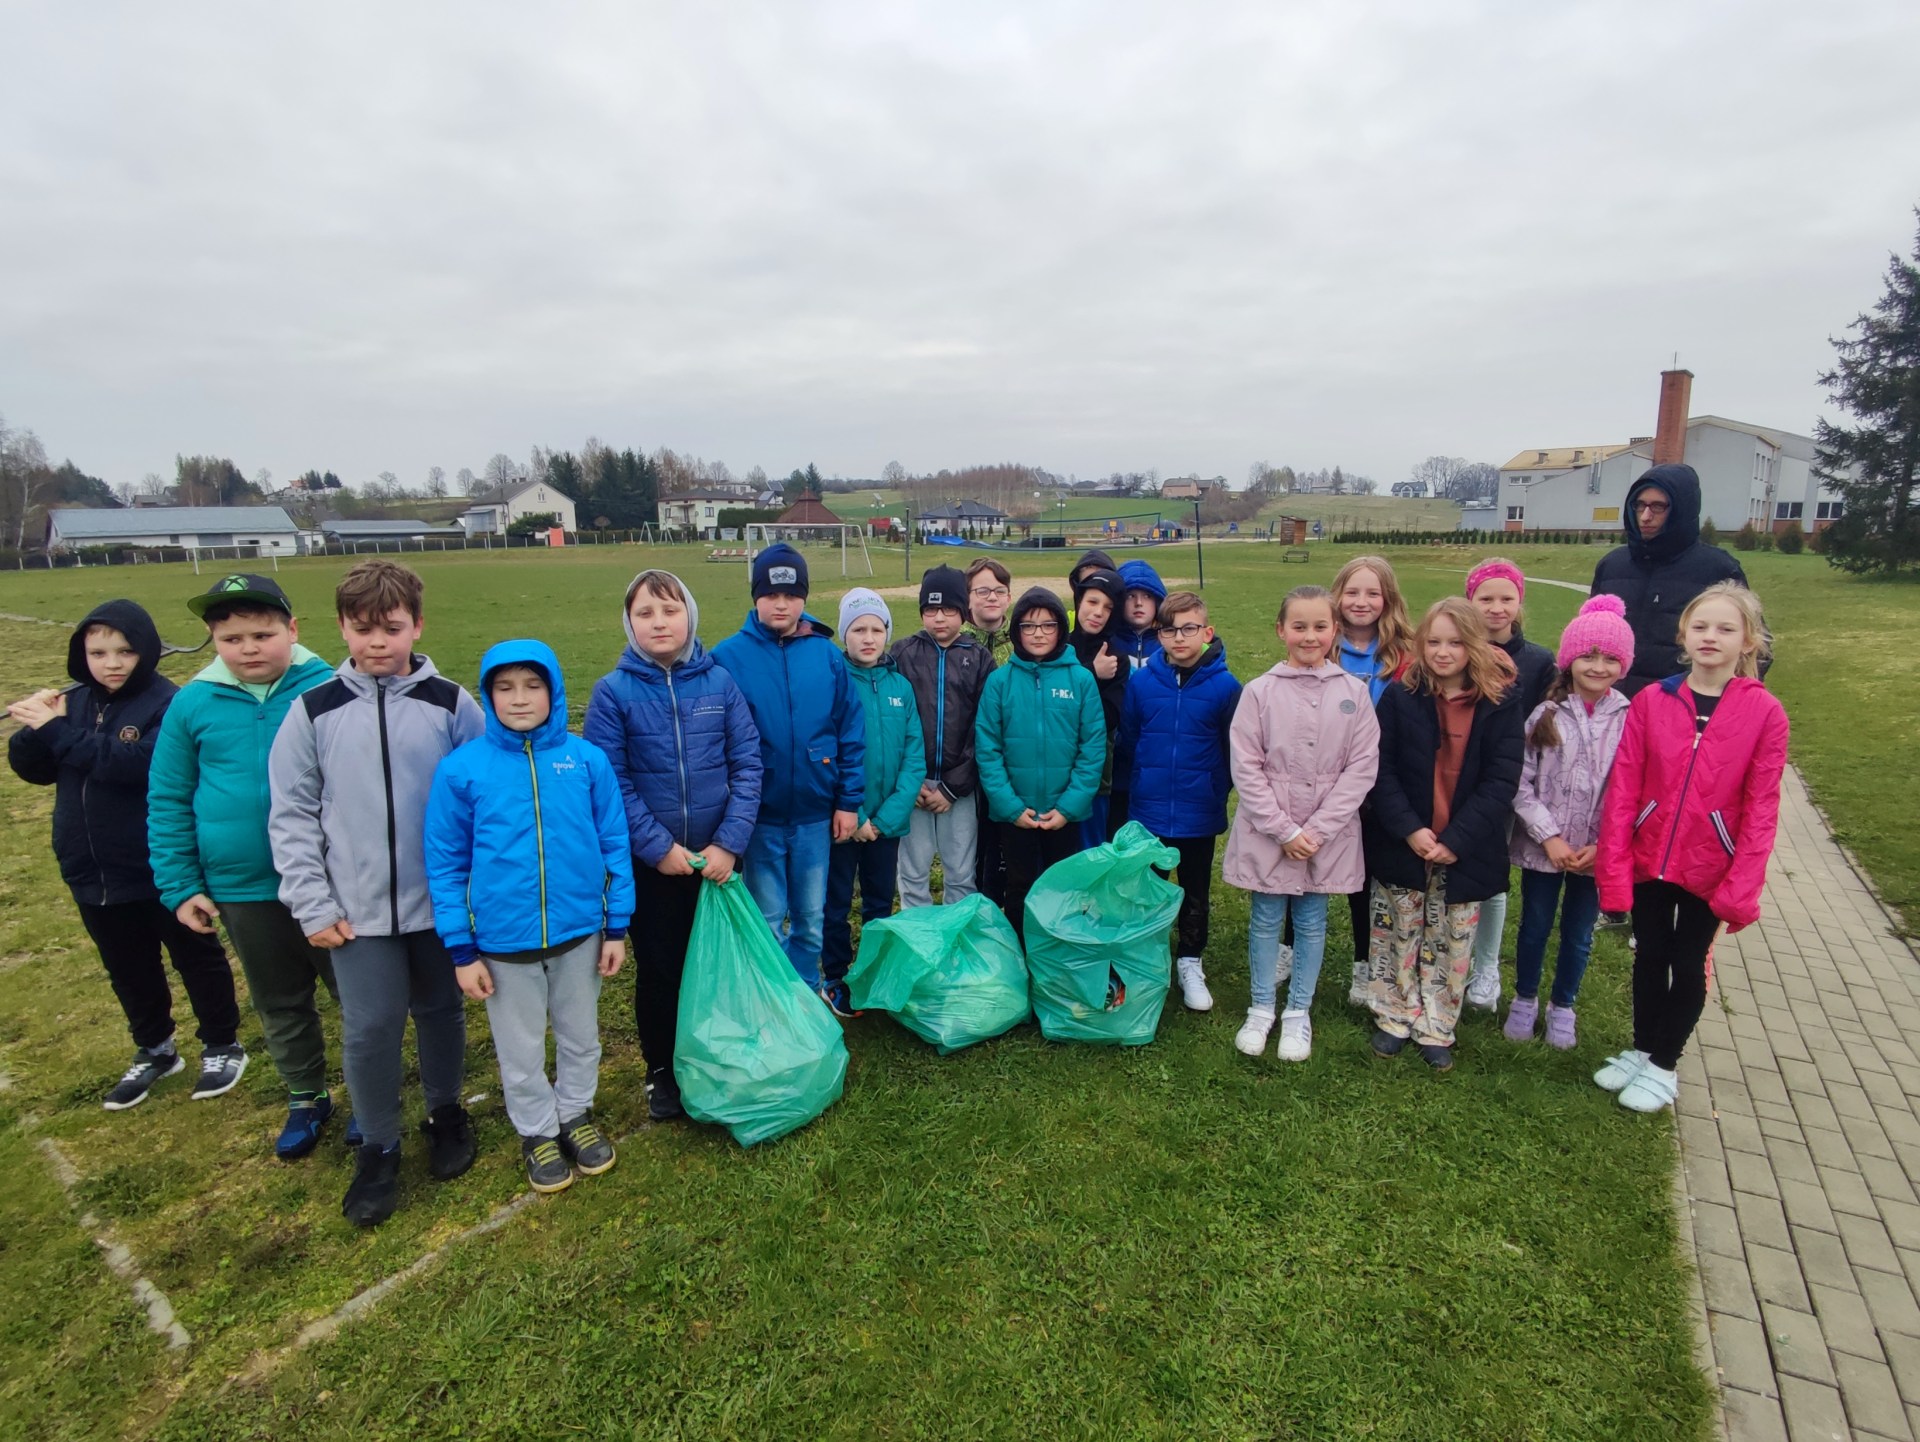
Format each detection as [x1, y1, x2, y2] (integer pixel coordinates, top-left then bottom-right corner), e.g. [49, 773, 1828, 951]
[448, 942, 479, 967]
[603, 926, 628, 943]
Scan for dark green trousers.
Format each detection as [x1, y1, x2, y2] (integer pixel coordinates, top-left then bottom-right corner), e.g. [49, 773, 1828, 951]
[219, 899, 337, 1096]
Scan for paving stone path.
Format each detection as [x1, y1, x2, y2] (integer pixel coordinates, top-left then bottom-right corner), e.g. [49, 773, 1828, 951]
[1676, 765, 1920, 1441]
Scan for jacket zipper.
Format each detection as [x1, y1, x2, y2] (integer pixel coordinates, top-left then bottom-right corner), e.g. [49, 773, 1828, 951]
[82, 696, 105, 903]
[376, 680, 400, 934]
[934, 645, 947, 787]
[667, 670, 691, 843]
[1656, 685, 1713, 880]
[525, 737, 549, 946]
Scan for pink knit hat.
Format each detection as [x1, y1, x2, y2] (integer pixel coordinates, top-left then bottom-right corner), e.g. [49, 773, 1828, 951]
[1464, 559, 1526, 600]
[1558, 593, 1635, 672]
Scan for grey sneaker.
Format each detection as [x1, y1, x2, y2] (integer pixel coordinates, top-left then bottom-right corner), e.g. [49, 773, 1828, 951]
[190, 1043, 249, 1099]
[559, 1114, 616, 1176]
[523, 1135, 573, 1194]
[103, 1047, 185, 1110]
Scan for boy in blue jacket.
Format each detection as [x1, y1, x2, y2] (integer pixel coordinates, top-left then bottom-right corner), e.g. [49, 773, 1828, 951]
[712, 545, 865, 1001]
[1114, 592, 1241, 1012]
[1112, 560, 1167, 674]
[426, 640, 635, 1195]
[583, 570, 762, 1121]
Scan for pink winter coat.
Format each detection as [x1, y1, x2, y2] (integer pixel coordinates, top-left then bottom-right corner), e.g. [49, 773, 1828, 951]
[1510, 689, 1630, 873]
[1597, 675, 1789, 932]
[1223, 662, 1380, 896]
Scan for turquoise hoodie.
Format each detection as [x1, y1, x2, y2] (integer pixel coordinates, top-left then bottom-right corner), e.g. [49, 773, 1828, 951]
[846, 654, 927, 838]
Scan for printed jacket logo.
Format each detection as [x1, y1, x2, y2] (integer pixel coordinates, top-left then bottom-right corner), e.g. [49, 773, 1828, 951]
[118, 724, 142, 742]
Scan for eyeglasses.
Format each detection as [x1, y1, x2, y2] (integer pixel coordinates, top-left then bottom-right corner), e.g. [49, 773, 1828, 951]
[969, 585, 1010, 599]
[1634, 500, 1672, 516]
[1157, 623, 1207, 640]
[1017, 620, 1060, 634]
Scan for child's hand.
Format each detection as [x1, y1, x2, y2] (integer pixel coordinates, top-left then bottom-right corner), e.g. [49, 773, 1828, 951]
[176, 894, 221, 934]
[1035, 809, 1067, 831]
[832, 810, 858, 843]
[916, 783, 951, 814]
[1567, 844, 1597, 874]
[1427, 842, 1459, 866]
[454, 960, 494, 1000]
[1281, 832, 1318, 861]
[656, 846, 698, 877]
[1092, 645, 1118, 680]
[1543, 836, 1576, 870]
[855, 820, 880, 843]
[306, 919, 356, 948]
[1406, 828, 1439, 861]
[696, 844, 736, 882]
[9, 690, 65, 729]
[597, 940, 625, 977]
[1014, 808, 1041, 830]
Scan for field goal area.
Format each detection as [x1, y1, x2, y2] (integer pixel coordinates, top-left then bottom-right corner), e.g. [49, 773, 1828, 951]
[741, 523, 873, 578]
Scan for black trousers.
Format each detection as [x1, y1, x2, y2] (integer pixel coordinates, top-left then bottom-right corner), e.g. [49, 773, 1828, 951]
[631, 865, 704, 1076]
[1155, 835, 1216, 958]
[1631, 879, 1720, 1070]
[1284, 884, 1370, 969]
[77, 899, 240, 1051]
[975, 790, 1005, 905]
[998, 824, 1084, 944]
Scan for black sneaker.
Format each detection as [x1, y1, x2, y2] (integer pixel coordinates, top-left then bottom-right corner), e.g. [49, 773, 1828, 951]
[558, 1114, 616, 1176]
[342, 1143, 402, 1227]
[1419, 1043, 1455, 1072]
[102, 1047, 185, 1110]
[1370, 1028, 1408, 1059]
[646, 1066, 684, 1121]
[522, 1135, 573, 1194]
[420, 1104, 477, 1182]
[190, 1043, 249, 1099]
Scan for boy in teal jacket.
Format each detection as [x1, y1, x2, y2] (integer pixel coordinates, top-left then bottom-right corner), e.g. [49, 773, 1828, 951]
[147, 574, 342, 1160]
[974, 587, 1107, 941]
[820, 589, 926, 1014]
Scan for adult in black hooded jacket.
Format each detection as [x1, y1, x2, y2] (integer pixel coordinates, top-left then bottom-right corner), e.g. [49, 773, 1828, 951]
[1590, 464, 1747, 695]
[7, 600, 241, 1090]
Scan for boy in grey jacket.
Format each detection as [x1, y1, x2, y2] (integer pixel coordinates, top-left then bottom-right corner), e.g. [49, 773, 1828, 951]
[269, 560, 485, 1228]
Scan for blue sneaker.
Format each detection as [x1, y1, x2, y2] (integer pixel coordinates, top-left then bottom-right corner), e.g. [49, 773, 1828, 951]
[345, 1113, 363, 1148]
[276, 1091, 334, 1161]
[817, 980, 854, 1018]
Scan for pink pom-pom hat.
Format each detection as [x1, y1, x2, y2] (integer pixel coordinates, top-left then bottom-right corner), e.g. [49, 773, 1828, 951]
[1557, 592, 1634, 672]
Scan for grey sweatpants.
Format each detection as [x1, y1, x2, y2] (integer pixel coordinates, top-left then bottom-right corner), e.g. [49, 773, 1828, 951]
[331, 930, 467, 1150]
[481, 933, 604, 1141]
[897, 799, 979, 909]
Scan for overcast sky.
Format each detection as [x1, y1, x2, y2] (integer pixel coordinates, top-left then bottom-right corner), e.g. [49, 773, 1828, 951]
[4, 1, 1917, 491]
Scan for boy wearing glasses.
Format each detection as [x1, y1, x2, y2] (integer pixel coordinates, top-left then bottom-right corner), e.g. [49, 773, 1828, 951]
[974, 587, 1106, 942]
[1113, 592, 1242, 1011]
[963, 558, 1014, 665]
[892, 565, 996, 908]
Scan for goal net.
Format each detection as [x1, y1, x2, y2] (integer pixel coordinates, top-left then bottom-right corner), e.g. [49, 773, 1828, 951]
[743, 523, 874, 578]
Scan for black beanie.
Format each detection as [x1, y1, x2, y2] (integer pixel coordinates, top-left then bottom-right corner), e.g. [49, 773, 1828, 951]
[1073, 567, 1126, 616]
[919, 565, 969, 614]
[751, 543, 809, 600]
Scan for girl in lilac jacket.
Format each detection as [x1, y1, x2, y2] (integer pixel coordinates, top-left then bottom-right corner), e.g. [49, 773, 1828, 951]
[1222, 586, 1380, 1062]
[1503, 595, 1635, 1051]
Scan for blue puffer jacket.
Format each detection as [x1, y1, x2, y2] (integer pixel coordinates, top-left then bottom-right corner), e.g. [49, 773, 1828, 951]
[1114, 640, 1243, 838]
[1109, 560, 1166, 673]
[425, 640, 636, 958]
[711, 611, 865, 828]
[583, 640, 763, 867]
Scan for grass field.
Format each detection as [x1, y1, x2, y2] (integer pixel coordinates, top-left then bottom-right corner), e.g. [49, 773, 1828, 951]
[2, 535, 1894, 1440]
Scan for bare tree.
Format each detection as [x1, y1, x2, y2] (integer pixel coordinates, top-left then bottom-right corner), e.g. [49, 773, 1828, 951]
[880, 460, 908, 488]
[482, 454, 519, 495]
[376, 471, 400, 499]
[113, 481, 135, 507]
[456, 467, 478, 495]
[138, 470, 169, 498]
[745, 464, 769, 491]
[1, 415, 50, 552]
[253, 467, 273, 493]
[1352, 476, 1379, 496]
[427, 465, 447, 498]
[1247, 460, 1274, 495]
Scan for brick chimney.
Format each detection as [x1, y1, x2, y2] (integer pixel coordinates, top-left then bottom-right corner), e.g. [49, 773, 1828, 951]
[1653, 368, 1693, 465]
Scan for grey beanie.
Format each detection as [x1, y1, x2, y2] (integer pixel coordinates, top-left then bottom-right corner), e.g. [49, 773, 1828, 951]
[837, 587, 893, 647]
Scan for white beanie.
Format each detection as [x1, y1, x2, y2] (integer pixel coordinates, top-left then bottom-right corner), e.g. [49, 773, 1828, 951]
[838, 587, 892, 646]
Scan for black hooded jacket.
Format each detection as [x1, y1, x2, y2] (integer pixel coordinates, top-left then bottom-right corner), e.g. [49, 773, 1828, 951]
[1067, 568, 1129, 734]
[1590, 463, 1747, 695]
[7, 600, 178, 905]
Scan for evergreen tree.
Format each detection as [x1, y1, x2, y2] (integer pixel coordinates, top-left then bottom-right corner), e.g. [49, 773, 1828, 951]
[1817, 208, 1920, 574]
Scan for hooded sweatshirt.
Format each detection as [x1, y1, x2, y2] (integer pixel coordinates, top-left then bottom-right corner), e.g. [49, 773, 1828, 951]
[9, 600, 175, 905]
[425, 640, 635, 959]
[1590, 463, 1748, 695]
[973, 588, 1107, 824]
[148, 639, 334, 910]
[1110, 559, 1166, 671]
[1067, 567, 1129, 736]
[582, 571, 763, 867]
[269, 649, 486, 938]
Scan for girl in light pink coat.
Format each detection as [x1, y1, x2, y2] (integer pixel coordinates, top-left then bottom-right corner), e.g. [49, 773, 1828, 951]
[1223, 586, 1380, 1061]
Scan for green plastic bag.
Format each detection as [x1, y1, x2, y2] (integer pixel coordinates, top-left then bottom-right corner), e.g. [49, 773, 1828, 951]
[1024, 821, 1182, 1045]
[673, 875, 848, 1146]
[846, 893, 1031, 1054]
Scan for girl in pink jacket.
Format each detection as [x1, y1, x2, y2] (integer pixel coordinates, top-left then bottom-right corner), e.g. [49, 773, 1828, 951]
[1223, 586, 1380, 1061]
[1503, 595, 1634, 1051]
[1594, 582, 1788, 1113]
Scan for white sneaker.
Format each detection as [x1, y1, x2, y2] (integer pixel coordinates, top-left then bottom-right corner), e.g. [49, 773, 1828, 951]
[1235, 1006, 1276, 1056]
[1348, 961, 1369, 1008]
[1593, 1049, 1649, 1093]
[1618, 1063, 1679, 1113]
[1275, 944, 1294, 988]
[1277, 1009, 1312, 1062]
[1175, 957, 1214, 1012]
[1465, 965, 1501, 1012]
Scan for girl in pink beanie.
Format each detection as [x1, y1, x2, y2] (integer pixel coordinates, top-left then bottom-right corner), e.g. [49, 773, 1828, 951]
[1502, 593, 1635, 1048]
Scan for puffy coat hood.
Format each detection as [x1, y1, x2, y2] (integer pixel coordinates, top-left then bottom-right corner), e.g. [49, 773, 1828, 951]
[480, 639, 571, 751]
[1010, 587, 1069, 663]
[621, 570, 700, 668]
[1623, 463, 1704, 566]
[68, 599, 163, 697]
[1117, 559, 1166, 601]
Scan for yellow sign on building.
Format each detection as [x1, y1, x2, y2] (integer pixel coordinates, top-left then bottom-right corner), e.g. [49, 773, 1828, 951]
[1592, 507, 1621, 523]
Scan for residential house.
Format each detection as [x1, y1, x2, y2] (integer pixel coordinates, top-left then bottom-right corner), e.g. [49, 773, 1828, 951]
[658, 488, 741, 538]
[916, 500, 1008, 537]
[459, 480, 578, 537]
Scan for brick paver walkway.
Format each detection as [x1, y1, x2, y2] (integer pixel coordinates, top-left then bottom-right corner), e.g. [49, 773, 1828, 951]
[1678, 765, 1920, 1441]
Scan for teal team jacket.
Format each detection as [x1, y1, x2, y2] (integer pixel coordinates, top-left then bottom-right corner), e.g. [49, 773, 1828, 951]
[846, 654, 927, 839]
[974, 650, 1108, 825]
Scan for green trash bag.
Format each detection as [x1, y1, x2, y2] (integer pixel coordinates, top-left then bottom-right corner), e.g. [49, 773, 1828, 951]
[1024, 821, 1182, 1046]
[673, 875, 848, 1146]
[845, 893, 1031, 1054]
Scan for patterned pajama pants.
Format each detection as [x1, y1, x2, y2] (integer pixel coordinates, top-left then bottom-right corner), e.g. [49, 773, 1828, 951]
[1367, 869, 1481, 1046]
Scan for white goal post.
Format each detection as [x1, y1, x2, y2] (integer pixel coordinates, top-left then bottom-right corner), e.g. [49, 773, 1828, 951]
[742, 523, 874, 579]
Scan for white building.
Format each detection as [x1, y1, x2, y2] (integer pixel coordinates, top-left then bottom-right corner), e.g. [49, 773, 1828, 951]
[658, 489, 740, 538]
[459, 481, 577, 537]
[1498, 371, 1847, 537]
[44, 505, 301, 555]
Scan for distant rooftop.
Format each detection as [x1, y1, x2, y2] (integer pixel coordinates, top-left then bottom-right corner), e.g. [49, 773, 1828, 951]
[47, 506, 298, 536]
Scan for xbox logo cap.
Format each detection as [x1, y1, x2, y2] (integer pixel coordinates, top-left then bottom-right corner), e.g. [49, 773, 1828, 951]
[187, 572, 295, 618]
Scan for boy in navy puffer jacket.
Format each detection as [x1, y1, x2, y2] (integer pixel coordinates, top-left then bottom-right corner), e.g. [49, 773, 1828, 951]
[426, 640, 635, 1194]
[583, 570, 761, 1121]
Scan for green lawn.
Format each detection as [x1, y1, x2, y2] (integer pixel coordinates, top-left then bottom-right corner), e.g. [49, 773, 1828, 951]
[10, 537, 1867, 1439]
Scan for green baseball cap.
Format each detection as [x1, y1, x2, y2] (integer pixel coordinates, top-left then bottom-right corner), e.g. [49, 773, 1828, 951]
[187, 572, 295, 618]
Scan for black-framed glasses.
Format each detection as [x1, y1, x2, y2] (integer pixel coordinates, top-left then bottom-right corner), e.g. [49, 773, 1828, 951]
[1157, 623, 1207, 640]
[1634, 499, 1672, 515]
[1017, 620, 1060, 634]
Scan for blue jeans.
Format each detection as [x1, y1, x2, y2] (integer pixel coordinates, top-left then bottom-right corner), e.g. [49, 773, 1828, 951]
[1248, 892, 1329, 1012]
[742, 822, 833, 989]
[1514, 868, 1601, 1007]
[821, 836, 901, 983]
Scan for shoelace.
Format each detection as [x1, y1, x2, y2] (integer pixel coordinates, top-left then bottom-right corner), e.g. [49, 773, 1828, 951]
[567, 1123, 604, 1150]
[120, 1057, 167, 1083]
[530, 1139, 564, 1168]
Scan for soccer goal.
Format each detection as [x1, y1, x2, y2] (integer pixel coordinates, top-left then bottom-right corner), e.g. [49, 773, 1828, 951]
[743, 523, 874, 578]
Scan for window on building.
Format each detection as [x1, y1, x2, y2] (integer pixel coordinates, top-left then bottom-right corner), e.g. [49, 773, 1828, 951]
[1774, 502, 1803, 521]
[1817, 500, 1845, 521]
[1512, 474, 1529, 486]
[1506, 505, 1524, 522]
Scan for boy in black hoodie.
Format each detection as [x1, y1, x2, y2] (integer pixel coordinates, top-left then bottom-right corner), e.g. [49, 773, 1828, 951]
[7, 601, 245, 1110]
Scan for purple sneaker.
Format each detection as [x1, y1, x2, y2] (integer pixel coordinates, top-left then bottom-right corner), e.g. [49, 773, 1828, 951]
[1545, 1004, 1578, 1051]
[1503, 996, 1538, 1043]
